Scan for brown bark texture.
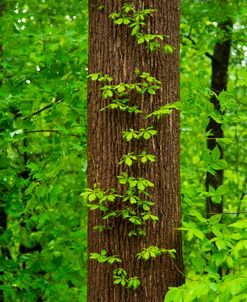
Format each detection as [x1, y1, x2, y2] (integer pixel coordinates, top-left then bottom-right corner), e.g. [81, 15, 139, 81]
[206, 19, 233, 218]
[87, 1, 183, 301]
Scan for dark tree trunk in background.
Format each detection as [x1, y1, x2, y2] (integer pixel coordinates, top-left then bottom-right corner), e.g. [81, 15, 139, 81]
[206, 19, 233, 218]
[87, 1, 183, 301]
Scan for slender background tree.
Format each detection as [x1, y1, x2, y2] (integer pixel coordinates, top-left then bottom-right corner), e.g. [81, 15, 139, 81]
[205, 17, 233, 218]
[0, 1, 88, 300]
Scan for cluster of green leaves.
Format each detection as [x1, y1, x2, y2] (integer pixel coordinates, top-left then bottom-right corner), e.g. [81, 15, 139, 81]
[89, 249, 135, 289]
[90, 250, 122, 264]
[146, 101, 180, 119]
[83, 186, 119, 212]
[119, 151, 156, 167]
[84, 174, 158, 235]
[122, 126, 158, 141]
[89, 71, 161, 113]
[86, 72, 162, 234]
[118, 172, 154, 192]
[113, 268, 141, 290]
[87, 66, 179, 289]
[109, 3, 173, 53]
[118, 173, 158, 230]
[0, 0, 88, 301]
[203, 146, 228, 174]
[136, 246, 176, 261]
[165, 274, 247, 302]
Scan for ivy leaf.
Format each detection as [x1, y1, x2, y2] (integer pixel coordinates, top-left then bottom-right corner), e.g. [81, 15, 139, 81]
[101, 250, 107, 256]
[163, 44, 174, 55]
[90, 73, 100, 81]
[88, 193, 97, 202]
[137, 36, 145, 44]
[147, 87, 156, 95]
[211, 146, 220, 162]
[164, 288, 183, 302]
[125, 157, 133, 167]
[127, 277, 141, 290]
[115, 18, 124, 25]
[229, 220, 247, 229]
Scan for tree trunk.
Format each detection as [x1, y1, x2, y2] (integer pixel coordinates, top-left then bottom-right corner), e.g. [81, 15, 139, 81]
[87, 1, 183, 301]
[206, 19, 233, 218]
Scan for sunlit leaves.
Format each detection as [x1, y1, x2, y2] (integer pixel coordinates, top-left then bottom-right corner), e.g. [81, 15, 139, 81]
[136, 246, 176, 261]
[113, 268, 141, 290]
[119, 151, 156, 167]
[109, 3, 172, 53]
[117, 173, 154, 192]
[203, 146, 228, 175]
[163, 44, 175, 55]
[146, 101, 180, 119]
[101, 99, 142, 113]
[82, 186, 120, 213]
[90, 250, 122, 264]
[0, 0, 88, 300]
[122, 127, 158, 141]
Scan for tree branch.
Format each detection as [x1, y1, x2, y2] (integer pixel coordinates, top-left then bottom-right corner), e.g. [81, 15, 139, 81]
[23, 97, 63, 120]
[181, 33, 216, 61]
[24, 129, 81, 138]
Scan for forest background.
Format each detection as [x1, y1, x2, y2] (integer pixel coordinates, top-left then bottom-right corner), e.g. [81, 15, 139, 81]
[0, 0, 246, 301]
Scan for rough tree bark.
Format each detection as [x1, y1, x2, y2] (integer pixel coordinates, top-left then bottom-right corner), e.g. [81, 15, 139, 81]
[87, 1, 183, 301]
[206, 19, 233, 218]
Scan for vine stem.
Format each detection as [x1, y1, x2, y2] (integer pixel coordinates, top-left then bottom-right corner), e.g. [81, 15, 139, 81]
[169, 258, 194, 281]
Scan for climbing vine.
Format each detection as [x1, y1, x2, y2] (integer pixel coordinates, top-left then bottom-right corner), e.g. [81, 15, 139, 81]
[109, 3, 174, 53]
[84, 3, 178, 290]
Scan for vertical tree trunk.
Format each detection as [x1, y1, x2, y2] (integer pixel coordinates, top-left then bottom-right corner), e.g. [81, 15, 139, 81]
[87, 1, 183, 301]
[206, 19, 233, 218]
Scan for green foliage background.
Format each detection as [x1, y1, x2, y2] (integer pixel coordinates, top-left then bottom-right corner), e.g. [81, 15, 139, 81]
[173, 0, 247, 301]
[0, 1, 88, 301]
[0, 0, 246, 301]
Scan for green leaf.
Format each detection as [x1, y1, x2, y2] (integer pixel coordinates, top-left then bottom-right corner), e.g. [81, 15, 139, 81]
[137, 36, 145, 44]
[147, 87, 156, 94]
[101, 249, 107, 256]
[212, 159, 228, 170]
[215, 239, 227, 251]
[146, 102, 180, 119]
[90, 73, 100, 81]
[125, 157, 133, 167]
[163, 44, 174, 55]
[88, 193, 97, 202]
[115, 18, 124, 25]
[229, 220, 247, 229]
[211, 146, 220, 161]
[164, 288, 183, 302]
[127, 277, 141, 290]
[143, 132, 151, 139]
[122, 18, 130, 25]
[114, 279, 121, 285]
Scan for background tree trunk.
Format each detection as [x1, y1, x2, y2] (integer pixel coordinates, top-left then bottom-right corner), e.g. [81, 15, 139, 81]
[206, 19, 233, 218]
[87, 1, 183, 301]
